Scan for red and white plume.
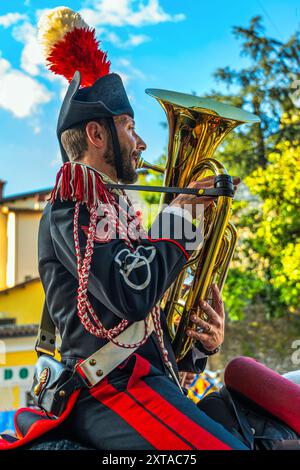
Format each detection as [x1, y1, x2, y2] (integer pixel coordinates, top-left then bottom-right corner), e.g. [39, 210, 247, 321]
[38, 6, 111, 87]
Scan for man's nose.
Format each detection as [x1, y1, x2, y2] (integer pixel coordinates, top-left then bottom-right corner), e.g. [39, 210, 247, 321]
[137, 134, 147, 151]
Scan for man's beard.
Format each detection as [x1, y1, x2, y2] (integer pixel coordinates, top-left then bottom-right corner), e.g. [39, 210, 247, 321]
[103, 139, 139, 184]
[119, 148, 139, 184]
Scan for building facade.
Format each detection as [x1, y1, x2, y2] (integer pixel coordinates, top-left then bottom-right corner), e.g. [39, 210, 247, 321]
[0, 182, 51, 431]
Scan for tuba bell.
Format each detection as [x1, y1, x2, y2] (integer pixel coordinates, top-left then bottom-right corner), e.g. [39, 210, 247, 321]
[140, 89, 260, 361]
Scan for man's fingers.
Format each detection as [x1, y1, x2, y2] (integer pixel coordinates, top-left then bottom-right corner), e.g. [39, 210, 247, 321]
[191, 310, 221, 329]
[186, 328, 212, 342]
[189, 176, 241, 188]
[186, 329, 217, 351]
[188, 178, 214, 189]
[211, 284, 225, 319]
[195, 196, 216, 205]
[198, 298, 223, 322]
[232, 177, 241, 185]
[188, 177, 241, 198]
[193, 332, 216, 350]
[189, 176, 215, 185]
[184, 372, 196, 385]
[190, 317, 213, 331]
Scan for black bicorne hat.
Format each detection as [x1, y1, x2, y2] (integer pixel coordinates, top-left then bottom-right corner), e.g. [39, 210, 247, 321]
[38, 6, 135, 180]
[57, 71, 134, 178]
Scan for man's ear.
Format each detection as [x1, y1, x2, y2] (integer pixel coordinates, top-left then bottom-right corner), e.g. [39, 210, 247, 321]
[85, 121, 106, 149]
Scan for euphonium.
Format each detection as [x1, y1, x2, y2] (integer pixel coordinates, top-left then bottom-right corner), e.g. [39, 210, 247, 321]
[140, 89, 260, 361]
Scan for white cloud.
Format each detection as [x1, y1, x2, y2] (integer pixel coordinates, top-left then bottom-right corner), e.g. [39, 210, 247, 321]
[0, 13, 28, 28]
[0, 2, 175, 121]
[28, 116, 42, 134]
[35, 8, 52, 22]
[117, 58, 131, 67]
[50, 150, 62, 168]
[58, 77, 69, 100]
[12, 21, 45, 76]
[80, 0, 185, 28]
[126, 34, 150, 47]
[104, 31, 150, 48]
[113, 57, 145, 86]
[116, 71, 130, 86]
[0, 57, 52, 118]
[12, 18, 67, 86]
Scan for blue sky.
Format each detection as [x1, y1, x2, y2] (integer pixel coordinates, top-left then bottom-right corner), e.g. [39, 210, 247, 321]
[0, 0, 299, 195]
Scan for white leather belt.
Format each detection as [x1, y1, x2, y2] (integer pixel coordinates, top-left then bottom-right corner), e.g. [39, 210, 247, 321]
[77, 316, 154, 387]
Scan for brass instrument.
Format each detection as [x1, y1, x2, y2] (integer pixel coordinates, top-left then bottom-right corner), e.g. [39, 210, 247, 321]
[141, 89, 260, 361]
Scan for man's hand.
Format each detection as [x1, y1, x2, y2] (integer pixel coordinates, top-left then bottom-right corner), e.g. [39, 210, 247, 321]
[186, 284, 225, 352]
[179, 371, 196, 388]
[170, 176, 241, 219]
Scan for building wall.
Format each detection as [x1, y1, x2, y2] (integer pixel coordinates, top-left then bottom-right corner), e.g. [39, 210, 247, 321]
[15, 212, 40, 285]
[0, 337, 36, 412]
[0, 281, 45, 424]
[0, 279, 44, 325]
[0, 192, 49, 430]
[0, 194, 47, 291]
[4, 198, 46, 211]
[5, 211, 42, 288]
[0, 211, 7, 290]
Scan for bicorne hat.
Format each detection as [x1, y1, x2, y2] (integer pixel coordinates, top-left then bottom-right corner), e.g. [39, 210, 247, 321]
[38, 7, 134, 179]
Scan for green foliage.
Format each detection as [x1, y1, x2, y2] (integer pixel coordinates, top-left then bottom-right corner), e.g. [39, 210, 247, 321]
[210, 17, 300, 319]
[137, 153, 166, 227]
[138, 17, 300, 320]
[243, 135, 300, 314]
[223, 115, 300, 319]
[222, 269, 268, 321]
[138, 156, 165, 206]
[212, 16, 300, 178]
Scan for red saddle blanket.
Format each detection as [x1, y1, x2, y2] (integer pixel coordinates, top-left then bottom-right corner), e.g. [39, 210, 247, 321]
[0, 390, 80, 450]
[224, 356, 300, 436]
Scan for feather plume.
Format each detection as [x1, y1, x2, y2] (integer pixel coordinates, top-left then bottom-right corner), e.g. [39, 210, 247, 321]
[38, 6, 110, 87]
[38, 7, 88, 56]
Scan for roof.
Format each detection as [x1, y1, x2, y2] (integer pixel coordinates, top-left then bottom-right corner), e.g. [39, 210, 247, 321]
[0, 277, 40, 296]
[0, 188, 52, 204]
[0, 323, 38, 339]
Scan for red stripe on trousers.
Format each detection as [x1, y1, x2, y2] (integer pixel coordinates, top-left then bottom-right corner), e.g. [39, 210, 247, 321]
[90, 382, 192, 450]
[129, 379, 232, 450]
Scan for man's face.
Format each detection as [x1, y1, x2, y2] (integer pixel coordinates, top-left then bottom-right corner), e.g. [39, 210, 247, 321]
[103, 115, 147, 184]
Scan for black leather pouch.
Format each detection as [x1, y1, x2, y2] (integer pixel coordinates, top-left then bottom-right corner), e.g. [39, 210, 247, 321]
[31, 355, 81, 417]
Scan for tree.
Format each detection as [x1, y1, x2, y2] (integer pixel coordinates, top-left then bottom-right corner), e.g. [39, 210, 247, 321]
[222, 112, 300, 319]
[211, 16, 300, 177]
[137, 153, 166, 206]
[208, 17, 300, 319]
[139, 17, 300, 320]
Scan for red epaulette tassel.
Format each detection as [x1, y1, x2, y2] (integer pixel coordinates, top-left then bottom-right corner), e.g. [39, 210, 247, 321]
[50, 162, 111, 207]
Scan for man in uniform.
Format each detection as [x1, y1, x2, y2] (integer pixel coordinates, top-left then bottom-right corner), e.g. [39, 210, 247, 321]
[0, 7, 246, 451]
[34, 70, 244, 450]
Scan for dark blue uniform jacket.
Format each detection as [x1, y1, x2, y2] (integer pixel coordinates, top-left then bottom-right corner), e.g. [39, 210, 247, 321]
[38, 199, 207, 378]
